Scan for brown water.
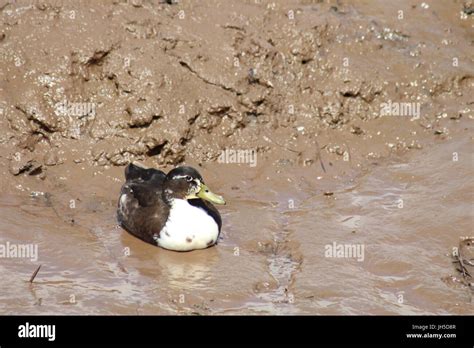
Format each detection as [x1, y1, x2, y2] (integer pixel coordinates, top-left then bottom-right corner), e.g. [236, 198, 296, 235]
[1, 121, 472, 315]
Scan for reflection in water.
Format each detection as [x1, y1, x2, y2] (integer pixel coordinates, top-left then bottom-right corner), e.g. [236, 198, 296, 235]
[127, 239, 221, 291]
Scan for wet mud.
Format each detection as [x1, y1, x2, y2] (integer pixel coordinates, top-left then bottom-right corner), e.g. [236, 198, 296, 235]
[0, 0, 473, 314]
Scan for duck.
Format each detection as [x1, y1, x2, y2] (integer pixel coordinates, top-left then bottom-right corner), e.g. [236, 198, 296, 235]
[117, 162, 226, 251]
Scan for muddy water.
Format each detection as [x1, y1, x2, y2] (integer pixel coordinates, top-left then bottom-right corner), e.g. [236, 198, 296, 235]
[0, 123, 472, 315]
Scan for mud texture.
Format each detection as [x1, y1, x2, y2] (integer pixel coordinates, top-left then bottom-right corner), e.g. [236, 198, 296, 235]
[0, 0, 473, 314]
[1, 0, 473, 172]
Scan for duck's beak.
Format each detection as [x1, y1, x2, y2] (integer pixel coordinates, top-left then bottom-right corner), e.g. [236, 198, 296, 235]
[197, 184, 226, 205]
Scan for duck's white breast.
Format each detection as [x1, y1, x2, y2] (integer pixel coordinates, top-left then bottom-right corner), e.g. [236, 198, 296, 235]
[153, 199, 219, 251]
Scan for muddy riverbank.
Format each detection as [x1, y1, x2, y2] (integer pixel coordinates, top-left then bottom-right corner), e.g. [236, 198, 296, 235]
[0, 0, 473, 314]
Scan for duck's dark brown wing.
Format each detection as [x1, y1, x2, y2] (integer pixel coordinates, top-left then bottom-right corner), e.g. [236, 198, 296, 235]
[117, 180, 170, 245]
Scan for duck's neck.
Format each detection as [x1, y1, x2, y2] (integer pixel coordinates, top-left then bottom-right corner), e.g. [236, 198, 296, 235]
[162, 188, 175, 206]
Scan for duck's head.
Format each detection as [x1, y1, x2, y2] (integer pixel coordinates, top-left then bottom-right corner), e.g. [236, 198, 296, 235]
[163, 166, 226, 205]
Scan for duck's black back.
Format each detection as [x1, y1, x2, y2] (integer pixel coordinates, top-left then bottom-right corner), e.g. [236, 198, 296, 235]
[125, 163, 166, 185]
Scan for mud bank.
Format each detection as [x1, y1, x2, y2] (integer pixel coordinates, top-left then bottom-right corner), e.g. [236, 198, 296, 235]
[0, 0, 472, 175]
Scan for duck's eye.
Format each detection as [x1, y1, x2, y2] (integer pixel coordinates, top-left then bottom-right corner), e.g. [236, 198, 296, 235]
[185, 175, 193, 182]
